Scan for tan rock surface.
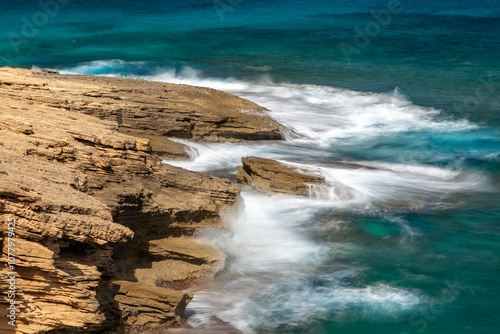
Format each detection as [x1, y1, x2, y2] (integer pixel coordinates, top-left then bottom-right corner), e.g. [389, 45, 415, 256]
[0, 67, 283, 147]
[237, 156, 327, 195]
[0, 67, 278, 333]
[133, 237, 224, 291]
[113, 280, 193, 331]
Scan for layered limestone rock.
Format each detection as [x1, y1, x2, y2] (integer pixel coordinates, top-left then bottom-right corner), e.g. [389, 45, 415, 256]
[134, 237, 225, 291]
[113, 280, 193, 330]
[237, 156, 327, 195]
[0, 68, 282, 333]
[0, 67, 283, 157]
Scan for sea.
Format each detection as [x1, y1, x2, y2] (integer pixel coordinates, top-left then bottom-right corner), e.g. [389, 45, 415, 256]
[1, 0, 499, 333]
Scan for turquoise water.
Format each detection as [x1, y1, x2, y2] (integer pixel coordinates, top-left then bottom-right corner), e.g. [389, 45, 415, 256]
[1, 1, 499, 333]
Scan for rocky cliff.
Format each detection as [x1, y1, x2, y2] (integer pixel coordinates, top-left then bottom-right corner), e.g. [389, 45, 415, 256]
[0, 68, 283, 333]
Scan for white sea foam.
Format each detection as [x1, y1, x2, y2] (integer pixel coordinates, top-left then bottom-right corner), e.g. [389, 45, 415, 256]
[185, 193, 328, 332]
[186, 194, 422, 333]
[277, 160, 488, 209]
[142, 67, 476, 148]
[164, 140, 279, 172]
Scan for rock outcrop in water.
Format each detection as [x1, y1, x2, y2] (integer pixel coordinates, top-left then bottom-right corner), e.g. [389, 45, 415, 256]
[0, 68, 283, 333]
[237, 156, 326, 195]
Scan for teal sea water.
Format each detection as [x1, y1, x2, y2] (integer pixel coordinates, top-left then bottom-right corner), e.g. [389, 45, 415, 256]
[1, 1, 499, 333]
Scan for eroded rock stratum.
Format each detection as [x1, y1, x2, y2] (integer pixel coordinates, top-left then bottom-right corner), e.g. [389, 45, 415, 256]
[0, 67, 283, 333]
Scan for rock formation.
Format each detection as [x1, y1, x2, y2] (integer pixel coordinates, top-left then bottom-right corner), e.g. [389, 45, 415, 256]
[237, 156, 326, 195]
[0, 67, 283, 156]
[0, 68, 283, 333]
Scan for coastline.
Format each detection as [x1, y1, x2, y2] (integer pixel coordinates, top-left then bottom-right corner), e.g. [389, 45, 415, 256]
[0, 0, 498, 332]
[0, 67, 283, 333]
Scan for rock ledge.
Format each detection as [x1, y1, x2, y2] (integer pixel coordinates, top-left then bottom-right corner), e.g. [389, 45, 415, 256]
[0, 68, 283, 333]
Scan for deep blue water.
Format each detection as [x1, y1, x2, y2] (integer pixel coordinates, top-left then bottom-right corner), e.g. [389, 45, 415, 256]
[1, 1, 499, 333]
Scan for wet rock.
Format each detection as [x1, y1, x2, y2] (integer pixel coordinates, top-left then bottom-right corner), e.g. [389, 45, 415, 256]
[237, 156, 326, 195]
